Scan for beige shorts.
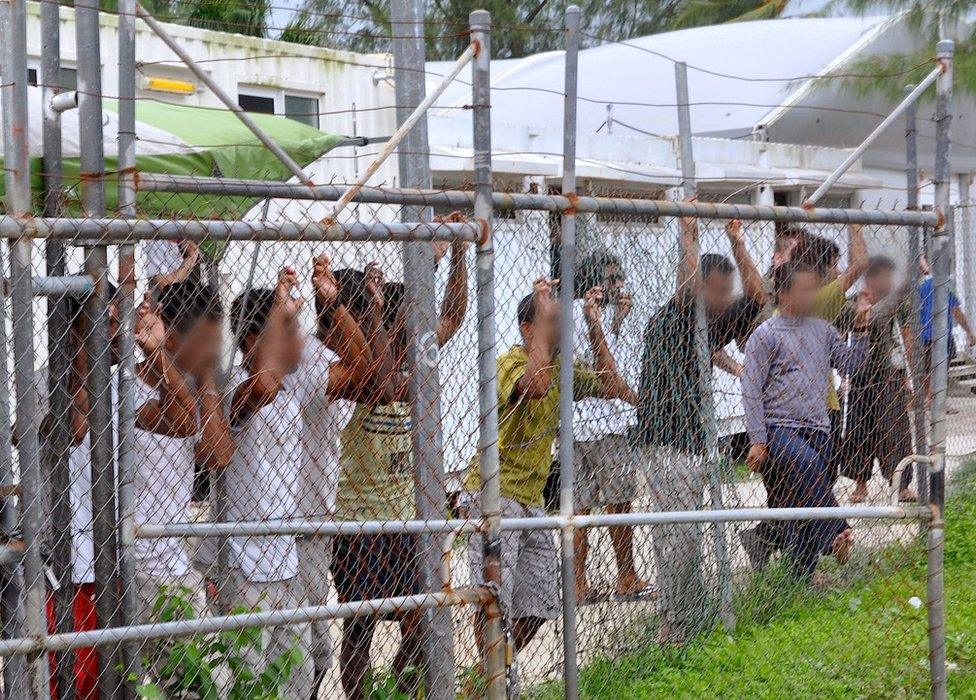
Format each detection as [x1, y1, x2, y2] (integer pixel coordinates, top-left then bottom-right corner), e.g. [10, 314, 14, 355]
[467, 495, 559, 621]
[574, 434, 638, 510]
[297, 536, 332, 670]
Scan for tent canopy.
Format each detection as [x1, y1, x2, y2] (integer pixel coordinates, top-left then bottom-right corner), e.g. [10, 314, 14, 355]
[1, 86, 343, 218]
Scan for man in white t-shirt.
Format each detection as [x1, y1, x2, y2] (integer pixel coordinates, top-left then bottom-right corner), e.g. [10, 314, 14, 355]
[129, 282, 233, 685]
[226, 259, 371, 699]
[572, 250, 650, 603]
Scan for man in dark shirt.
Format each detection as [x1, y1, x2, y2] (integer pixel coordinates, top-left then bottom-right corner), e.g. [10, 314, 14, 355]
[634, 217, 765, 643]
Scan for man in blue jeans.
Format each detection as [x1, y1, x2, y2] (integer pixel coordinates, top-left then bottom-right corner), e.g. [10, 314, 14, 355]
[742, 260, 870, 580]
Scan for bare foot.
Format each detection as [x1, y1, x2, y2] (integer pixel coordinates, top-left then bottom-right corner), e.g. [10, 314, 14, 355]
[575, 579, 592, 603]
[615, 573, 652, 598]
[832, 528, 853, 565]
[850, 482, 868, 504]
[899, 487, 918, 503]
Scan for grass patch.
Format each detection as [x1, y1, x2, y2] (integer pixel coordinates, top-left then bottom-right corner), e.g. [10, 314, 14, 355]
[534, 463, 976, 699]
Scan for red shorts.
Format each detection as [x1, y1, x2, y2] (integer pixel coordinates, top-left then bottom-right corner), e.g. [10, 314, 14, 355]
[45, 583, 98, 700]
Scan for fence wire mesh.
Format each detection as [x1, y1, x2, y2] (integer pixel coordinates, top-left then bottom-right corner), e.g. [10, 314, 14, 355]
[0, 183, 950, 699]
[0, 3, 962, 699]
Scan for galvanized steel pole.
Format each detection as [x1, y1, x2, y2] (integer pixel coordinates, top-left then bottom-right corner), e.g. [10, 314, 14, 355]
[676, 60, 735, 632]
[75, 0, 122, 695]
[390, 0, 454, 695]
[1, 0, 51, 694]
[41, 1, 79, 695]
[558, 8, 582, 698]
[469, 10, 506, 700]
[927, 38, 953, 700]
[117, 0, 142, 694]
[904, 91, 928, 506]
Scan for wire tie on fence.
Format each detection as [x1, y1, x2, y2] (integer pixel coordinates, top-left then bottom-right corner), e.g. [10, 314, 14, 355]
[563, 192, 579, 215]
[476, 217, 491, 246]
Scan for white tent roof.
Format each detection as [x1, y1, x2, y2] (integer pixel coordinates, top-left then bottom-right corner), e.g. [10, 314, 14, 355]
[429, 16, 890, 140]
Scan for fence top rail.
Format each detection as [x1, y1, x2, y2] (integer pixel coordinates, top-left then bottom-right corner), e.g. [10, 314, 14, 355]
[136, 172, 939, 227]
[0, 216, 484, 243]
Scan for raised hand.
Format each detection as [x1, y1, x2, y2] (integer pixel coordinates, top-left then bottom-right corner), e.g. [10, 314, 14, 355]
[180, 240, 200, 268]
[725, 219, 744, 246]
[583, 286, 604, 325]
[135, 300, 166, 356]
[532, 277, 559, 317]
[364, 261, 385, 310]
[274, 266, 303, 319]
[616, 291, 633, 322]
[312, 254, 339, 308]
[852, 290, 873, 330]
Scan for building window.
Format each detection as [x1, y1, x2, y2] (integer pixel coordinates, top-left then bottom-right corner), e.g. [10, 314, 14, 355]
[284, 94, 319, 129]
[238, 93, 275, 115]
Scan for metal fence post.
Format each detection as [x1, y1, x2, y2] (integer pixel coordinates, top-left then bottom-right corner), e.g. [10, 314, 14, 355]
[675, 60, 735, 632]
[75, 0, 122, 696]
[927, 38, 953, 700]
[117, 0, 141, 694]
[41, 1, 79, 696]
[558, 7, 581, 698]
[1, 0, 51, 695]
[469, 10, 506, 700]
[904, 91, 928, 507]
[390, 1, 455, 695]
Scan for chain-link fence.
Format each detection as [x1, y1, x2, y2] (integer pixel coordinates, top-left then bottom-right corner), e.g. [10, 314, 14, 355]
[0, 2, 963, 699]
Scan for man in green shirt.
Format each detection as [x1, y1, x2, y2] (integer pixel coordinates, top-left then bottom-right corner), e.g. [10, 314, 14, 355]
[467, 277, 636, 653]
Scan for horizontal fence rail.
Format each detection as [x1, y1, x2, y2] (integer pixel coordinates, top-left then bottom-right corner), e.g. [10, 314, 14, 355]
[136, 173, 940, 227]
[0, 216, 484, 243]
[136, 506, 932, 539]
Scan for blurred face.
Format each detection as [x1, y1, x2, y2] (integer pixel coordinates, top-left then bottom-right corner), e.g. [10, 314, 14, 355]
[865, 268, 895, 300]
[168, 317, 223, 377]
[602, 264, 625, 304]
[780, 270, 821, 316]
[702, 270, 735, 317]
[521, 305, 560, 353]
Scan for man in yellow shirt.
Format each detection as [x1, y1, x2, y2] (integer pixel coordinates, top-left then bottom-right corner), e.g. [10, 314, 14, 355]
[466, 278, 636, 653]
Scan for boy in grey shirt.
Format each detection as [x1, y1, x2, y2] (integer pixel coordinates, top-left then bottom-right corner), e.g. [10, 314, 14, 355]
[742, 260, 870, 581]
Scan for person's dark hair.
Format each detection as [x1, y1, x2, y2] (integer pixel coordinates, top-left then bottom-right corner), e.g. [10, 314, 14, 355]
[865, 255, 897, 278]
[517, 292, 537, 327]
[576, 249, 621, 297]
[775, 225, 808, 253]
[794, 234, 840, 277]
[230, 288, 276, 351]
[382, 281, 405, 331]
[316, 268, 369, 339]
[701, 253, 734, 279]
[773, 260, 818, 299]
[158, 282, 223, 334]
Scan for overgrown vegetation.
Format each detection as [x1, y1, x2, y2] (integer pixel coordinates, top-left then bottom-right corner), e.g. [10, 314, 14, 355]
[135, 586, 302, 699]
[535, 461, 976, 698]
